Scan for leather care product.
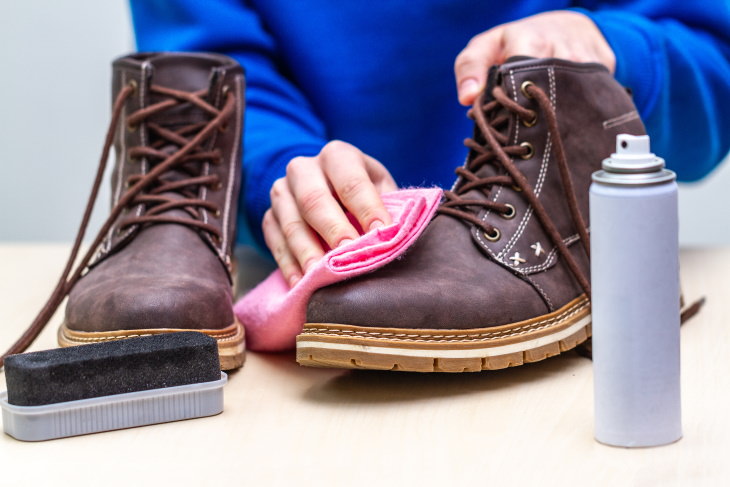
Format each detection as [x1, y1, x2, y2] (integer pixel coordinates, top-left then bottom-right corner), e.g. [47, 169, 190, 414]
[590, 134, 681, 447]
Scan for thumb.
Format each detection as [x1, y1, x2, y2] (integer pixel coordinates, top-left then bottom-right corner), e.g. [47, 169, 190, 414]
[454, 27, 504, 106]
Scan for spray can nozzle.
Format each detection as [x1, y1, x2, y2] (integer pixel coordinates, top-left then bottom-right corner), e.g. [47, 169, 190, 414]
[602, 134, 665, 174]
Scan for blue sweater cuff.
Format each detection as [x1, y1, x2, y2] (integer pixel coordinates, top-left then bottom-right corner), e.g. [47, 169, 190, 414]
[572, 8, 663, 119]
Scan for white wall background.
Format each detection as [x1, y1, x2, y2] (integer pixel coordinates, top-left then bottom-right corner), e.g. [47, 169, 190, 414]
[0, 0, 133, 241]
[0, 1, 728, 245]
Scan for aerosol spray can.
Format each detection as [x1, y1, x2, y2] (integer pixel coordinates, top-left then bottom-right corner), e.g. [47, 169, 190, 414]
[590, 134, 681, 447]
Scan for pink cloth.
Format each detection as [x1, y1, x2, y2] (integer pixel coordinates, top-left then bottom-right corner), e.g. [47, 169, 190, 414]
[234, 188, 443, 351]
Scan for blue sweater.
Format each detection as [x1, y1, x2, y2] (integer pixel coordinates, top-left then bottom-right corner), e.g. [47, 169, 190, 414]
[131, 0, 730, 246]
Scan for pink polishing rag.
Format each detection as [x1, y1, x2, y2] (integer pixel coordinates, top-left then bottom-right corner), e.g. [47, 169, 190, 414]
[234, 187, 443, 352]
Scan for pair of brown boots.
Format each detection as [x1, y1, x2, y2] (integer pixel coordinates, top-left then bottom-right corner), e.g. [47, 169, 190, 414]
[1, 52, 646, 373]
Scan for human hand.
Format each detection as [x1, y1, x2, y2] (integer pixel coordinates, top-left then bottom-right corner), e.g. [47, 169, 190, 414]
[455, 10, 615, 106]
[263, 140, 398, 287]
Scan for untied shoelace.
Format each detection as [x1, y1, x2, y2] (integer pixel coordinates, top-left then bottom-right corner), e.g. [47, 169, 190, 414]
[0, 81, 236, 367]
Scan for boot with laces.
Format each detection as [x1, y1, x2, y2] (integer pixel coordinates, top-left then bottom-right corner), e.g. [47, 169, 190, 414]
[1, 52, 246, 370]
[298, 57, 645, 372]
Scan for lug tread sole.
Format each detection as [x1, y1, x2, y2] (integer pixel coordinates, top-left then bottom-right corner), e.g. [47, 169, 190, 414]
[296, 297, 590, 373]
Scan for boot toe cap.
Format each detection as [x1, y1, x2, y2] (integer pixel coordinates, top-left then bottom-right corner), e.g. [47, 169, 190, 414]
[65, 274, 233, 333]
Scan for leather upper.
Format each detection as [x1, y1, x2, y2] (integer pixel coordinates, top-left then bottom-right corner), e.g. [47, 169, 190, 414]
[306, 58, 646, 329]
[65, 52, 245, 333]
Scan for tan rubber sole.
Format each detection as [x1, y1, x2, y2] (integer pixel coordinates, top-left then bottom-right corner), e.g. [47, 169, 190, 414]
[296, 296, 591, 372]
[58, 318, 246, 370]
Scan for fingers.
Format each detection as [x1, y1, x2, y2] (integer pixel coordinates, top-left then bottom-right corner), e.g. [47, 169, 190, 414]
[363, 153, 399, 194]
[265, 179, 326, 286]
[454, 28, 503, 106]
[263, 141, 398, 287]
[320, 141, 394, 232]
[501, 28, 554, 61]
[455, 11, 617, 104]
[286, 153, 359, 250]
[262, 208, 303, 287]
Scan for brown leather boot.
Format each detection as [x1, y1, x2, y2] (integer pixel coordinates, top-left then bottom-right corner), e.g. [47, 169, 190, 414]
[298, 58, 645, 372]
[1, 53, 246, 370]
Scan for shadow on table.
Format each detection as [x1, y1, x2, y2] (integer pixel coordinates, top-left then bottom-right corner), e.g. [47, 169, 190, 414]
[254, 350, 588, 405]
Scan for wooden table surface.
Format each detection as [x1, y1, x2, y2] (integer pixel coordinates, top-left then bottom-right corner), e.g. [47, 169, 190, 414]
[0, 244, 726, 486]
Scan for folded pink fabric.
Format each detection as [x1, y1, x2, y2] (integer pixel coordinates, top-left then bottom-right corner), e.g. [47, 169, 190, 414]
[234, 188, 443, 351]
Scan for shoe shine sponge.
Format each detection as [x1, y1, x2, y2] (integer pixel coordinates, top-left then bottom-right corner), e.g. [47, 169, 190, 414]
[1, 332, 226, 441]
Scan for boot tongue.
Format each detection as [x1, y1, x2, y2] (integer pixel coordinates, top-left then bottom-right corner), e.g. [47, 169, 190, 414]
[439, 57, 537, 228]
[143, 54, 222, 227]
[145, 53, 222, 128]
[503, 55, 535, 64]
[146, 53, 220, 93]
[453, 65, 510, 202]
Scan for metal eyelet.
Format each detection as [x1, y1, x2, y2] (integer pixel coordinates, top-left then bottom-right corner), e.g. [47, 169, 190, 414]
[520, 80, 535, 99]
[222, 85, 230, 96]
[484, 228, 501, 242]
[521, 111, 538, 127]
[511, 185, 523, 192]
[520, 141, 535, 159]
[501, 204, 516, 220]
[213, 181, 223, 191]
[214, 209, 221, 218]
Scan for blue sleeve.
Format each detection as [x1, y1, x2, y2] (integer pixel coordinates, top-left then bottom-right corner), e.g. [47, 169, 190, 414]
[129, 0, 327, 247]
[574, 1, 730, 181]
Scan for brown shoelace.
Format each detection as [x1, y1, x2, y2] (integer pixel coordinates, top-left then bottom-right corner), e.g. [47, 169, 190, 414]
[437, 83, 591, 296]
[440, 82, 705, 357]
[0, 82, 236, 367]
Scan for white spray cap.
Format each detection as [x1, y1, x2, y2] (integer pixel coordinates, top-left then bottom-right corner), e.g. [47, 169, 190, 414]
[602, 134, 665, 173]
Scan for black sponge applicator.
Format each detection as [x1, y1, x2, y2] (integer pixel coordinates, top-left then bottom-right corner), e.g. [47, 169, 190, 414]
[1, 332, 227, 441]
[4, 332, 220, 406]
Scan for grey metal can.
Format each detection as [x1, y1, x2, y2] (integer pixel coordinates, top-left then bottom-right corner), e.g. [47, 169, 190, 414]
[590, 134, 681, 447]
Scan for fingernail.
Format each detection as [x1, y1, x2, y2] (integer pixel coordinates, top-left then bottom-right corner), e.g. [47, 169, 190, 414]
[369, 220, 384, 231]
[289, 273, 301, 287]
[459, 78, 480, 100]
[339, 238, 354, 247]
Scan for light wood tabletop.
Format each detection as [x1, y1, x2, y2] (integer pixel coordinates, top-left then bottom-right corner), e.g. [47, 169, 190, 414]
[0, 244, 726, 486]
